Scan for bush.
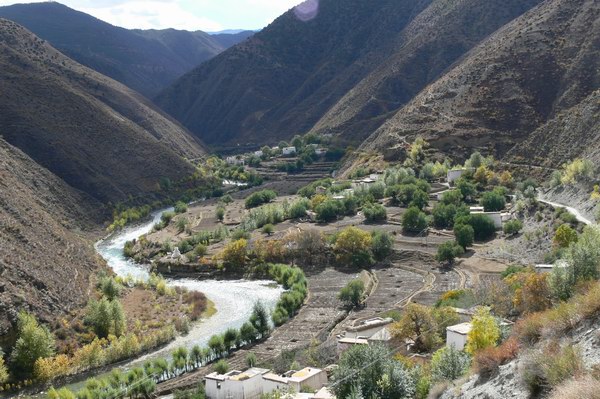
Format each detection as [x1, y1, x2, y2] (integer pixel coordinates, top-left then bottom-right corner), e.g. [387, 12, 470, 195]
[245, 190, 277, 209]
[392, 303, 458, 353]
[371, 230, 393, 261]
[213, 360, 229, 374]
[431, 345, 471, 382]
[454, 224, 474, 249]
[432, 203, 469, 229]
[338, 279, 365, 308]
[474, 336, 519, 378]
[174, 201, 188, 214]
[363, 203, 387, 223]
[288, 199, 309, 219]
[436, 241, 464, 265]
[220, 239, 248, 269]
[262, 224, 275, 236]
[440, 190, 463, 206]
[554, 224, 578, 248]
[215, 206, 225, 222]
[402, 207, 428, 233]
[10, 312, 56, 378]
[560, 159, 594, 185]
[549, 375, 600, 399]
[503, 219, 523, 236]
[466, 307, 500, 355]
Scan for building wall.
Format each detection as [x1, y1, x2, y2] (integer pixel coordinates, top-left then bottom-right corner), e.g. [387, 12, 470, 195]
[447, 331, 468, 351]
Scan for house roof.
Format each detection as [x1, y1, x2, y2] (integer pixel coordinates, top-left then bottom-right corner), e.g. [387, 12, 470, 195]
[338, 337, 369, 345]
[447, 322, 472, 335]
[289, 367, 324, 382]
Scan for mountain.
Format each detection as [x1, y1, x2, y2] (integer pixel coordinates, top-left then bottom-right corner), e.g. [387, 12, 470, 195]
[0, 2, 251, 97]
[0, 137, 103, 341]
[0, 18, 206, 203]
[210, 30, 255, 48]
[155, 0, 544, 148]
[361, 0, 599, 163]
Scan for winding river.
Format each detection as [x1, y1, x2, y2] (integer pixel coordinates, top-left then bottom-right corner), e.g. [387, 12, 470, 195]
[95, 208, 283, 365]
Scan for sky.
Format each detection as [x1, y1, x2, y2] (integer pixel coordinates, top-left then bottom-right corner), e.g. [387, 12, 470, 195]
[0, 0, 306, 31]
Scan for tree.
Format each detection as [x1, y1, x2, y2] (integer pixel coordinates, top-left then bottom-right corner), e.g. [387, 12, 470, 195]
[465, 307, 500, 355]
[100, 277, 121, 301]
[10, 312, 55, 378]
[440, 190, 463, 206]
[174, 201, 188, 214]
[455, 214, 496, 241]
[220, 239, 248, 269]
[503, 219, 523, 236]
[371, 231, 394, 261]
[333, 227, 373, 267]
[392, 303, 441, 353]
[85, 298, 113, 338]
[223, 328, 240, 351]
[110, 300, 126, 337]
[246, 352, 257, 368]
[567, 225, 600, 282]
[431, 345, 471, 382]
[554, 224, 578, 248]
[0, 350, 8, 384]
[213, 360, 229, 374]
[436, 241, 465, 266]
[315, 200, 344, 223]
[481, 191, 506, 212]
[215, 206, 225, 222]
[402, 207, 428, 233]
[466, 151, 483, 168]
[333, 344, 415, 399]
[339, 279, 365, 308]
[454, 224, 474, 250]
[207, 335, 225, 359]
[240, 322, 258, 344]
[250, 302, 271, 338]
[455, 178, 477, 201]
[363, 203, 387, 223]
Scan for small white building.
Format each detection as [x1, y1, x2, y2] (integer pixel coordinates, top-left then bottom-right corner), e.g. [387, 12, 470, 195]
[286, 368, 329, 393]
[447, 168, 475, 184]
[446, 322, 472, 351]
[205, 368, 270, 399]
[226, 156, 245, 166]
[535, 260, 568, 273]
[315, 148, 327, 156]
[344, 317, 394, 340]
[254, 150, 264, 157]
[283, 146, 297, 156]
[337, 337, 368, 353]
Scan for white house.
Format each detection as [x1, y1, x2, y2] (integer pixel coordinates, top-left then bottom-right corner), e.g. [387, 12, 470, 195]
[315, 148, 327, 156]
[446, 322, 472, 350]
[447, 168, 475, 184]
[205, 368, 270, 399]
[254, 150, 264, 157]
[286, 368, 329, 393]
[226, 156, 244, 166]
[337, 337, 368, 353]
[262, 372, 290, 394]
[283, 146, 297, 156]
[344, 317, 393, 340]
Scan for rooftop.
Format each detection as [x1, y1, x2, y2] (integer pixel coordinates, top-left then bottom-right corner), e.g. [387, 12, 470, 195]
[447, 322, 472, 335]
[338, 337, 369, 345]
[289, 367, 324, 382]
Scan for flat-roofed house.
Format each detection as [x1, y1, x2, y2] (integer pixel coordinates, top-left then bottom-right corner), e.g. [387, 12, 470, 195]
[446, 322, 472, 351]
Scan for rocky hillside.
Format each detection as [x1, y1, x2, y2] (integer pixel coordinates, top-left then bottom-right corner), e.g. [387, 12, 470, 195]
[155, 0, 544, 147]
[0, 138, 104, 343]
[0, 19, 206, 203]
[362, 0, 599, 162]
[0, 2, 251, 96]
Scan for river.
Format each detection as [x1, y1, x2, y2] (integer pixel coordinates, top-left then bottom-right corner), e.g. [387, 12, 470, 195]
[94, 208, 283, 365]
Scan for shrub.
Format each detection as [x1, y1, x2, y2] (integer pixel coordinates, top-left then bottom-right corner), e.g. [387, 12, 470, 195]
[245, 190, 277, 209]
[456, 178, 477, 201]
[215, 206, 225, 222]
[402, 207, 428, 233]
[371, 230, 394, 261]
[440, 190, 463, 206]
[10, 312, 56, 378]
[560, 158, 594, 185]
[481, 190, 506, 212]
[432, 203, 468, 229]
[288, 199, 309, 219]
[220, 239, 248, 269]
[454, 224, 474, 249]
[338, 279, 365, 308]
[521, 342, 584, 395]
[246, 352, 257, 368]
[315, 200, 344, 223]
[194, 244, 207, 257]
[554, 224, 578, 248]
[213, 360, 229, 374]
[363, 203, 387, 223]
[174, 201, 188, 214]
[474, 336, 519, 378]
[262, 224, 275, 236]
[436, 241, 465, 265]
[503, 219, 523, 236]
[549, 375, 600, 399]
[431, 345, 471, 382]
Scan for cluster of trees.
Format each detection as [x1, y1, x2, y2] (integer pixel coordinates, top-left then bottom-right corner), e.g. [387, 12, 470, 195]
[108, 204, 152, 232]
[267, 264, 308, 326]
[245, 189, 277, 209]
[338, 279, 366, 308]
[332, 227, 394, 267]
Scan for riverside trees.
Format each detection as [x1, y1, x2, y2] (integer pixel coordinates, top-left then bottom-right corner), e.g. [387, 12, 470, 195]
[10, 312, 55, 379]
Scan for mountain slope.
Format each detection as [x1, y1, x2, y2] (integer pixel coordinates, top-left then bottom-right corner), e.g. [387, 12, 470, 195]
[0, 2, 249, 96]
[0, 137, 103, 340]
[0, 19, 206, 203]
[362, 0, 599, 161]
[155, 0, 543, 147]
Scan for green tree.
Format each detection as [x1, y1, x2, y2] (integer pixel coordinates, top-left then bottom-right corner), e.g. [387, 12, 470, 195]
[174, 201, 188, 214]
[100, 277, 121, 301]
[402, 207, 428, 233]
[440, 190, 463, 206]
[110, 300, 126, 337]
[431, 345, 471, 382]
[455, 178, 477, 201]
[333, 344, 415, 399]
[363, 203, 387, 223]
[410, 189, 430, 210]
[503, 219, 523, 236]
[0, 350, 8, 384]
[436, 241, 465, 265]
[240, 322, 258, 344]
[246, 352, 257, 368]
[567, 225, 600, 282]
[208, 335, 225, 359]
[216, 206, 225, 222]
[481, 191, 506, 212]
[554, 224, 578, 248]
[250, 302, 271, 338]
[315, 200, 344, 223]
[339, 279, 365, 308]
[213, 360, 229, 374]
[465, 307, 500, 355]
[371, 231, 394, 261]
[455, 214, 496, 241]
[10, 312, 55, 378]
[454, 224, 474, 249]
[85, 298, 113, 338]
[392, 303, 441, 353]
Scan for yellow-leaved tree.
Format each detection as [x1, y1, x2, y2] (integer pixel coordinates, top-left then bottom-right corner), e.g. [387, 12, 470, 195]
[466, 307, 500, 355]
[333, 227, 372, 267]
